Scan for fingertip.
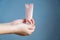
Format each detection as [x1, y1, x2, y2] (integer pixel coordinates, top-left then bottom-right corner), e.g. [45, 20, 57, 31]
[31, 19, 35, 24]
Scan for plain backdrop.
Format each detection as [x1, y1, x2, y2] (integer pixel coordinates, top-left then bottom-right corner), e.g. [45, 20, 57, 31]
[0, 0, 60, 40]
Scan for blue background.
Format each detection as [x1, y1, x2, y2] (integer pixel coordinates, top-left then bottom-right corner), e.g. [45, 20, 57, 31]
[0, 0, 60, 40]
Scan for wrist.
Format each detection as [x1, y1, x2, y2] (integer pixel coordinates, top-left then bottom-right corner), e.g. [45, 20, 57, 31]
[9, 23, 21, 34]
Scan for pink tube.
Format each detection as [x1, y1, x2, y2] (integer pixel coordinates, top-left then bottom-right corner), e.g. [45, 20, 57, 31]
[25, 4, 34, 20]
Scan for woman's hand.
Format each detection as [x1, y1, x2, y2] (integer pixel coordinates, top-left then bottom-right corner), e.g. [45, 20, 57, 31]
[10, 19, 35, 36]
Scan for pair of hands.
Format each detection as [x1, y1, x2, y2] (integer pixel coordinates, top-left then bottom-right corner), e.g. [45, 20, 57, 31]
[0, 4, 34, 36]
[10, 19, 35, 36]
[10, 4, 35, 36]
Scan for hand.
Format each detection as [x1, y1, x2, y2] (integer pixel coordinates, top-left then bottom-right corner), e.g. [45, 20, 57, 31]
[10, 19, 35, 36]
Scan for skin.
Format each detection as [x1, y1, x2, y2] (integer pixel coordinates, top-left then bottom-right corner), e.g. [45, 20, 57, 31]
[11, 19, 35, 36]
[0, 19, 35, 36]
[0, 4, 35, 36]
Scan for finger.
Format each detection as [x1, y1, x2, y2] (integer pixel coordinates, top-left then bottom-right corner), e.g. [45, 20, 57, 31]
[27, 19, 32, 24]
[28, 25, 35, 30]
[23, 19, 26, 23]
[27, 27, 35, 33]
[23, 19, 32, 24]
[31, 19, 35, 25]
